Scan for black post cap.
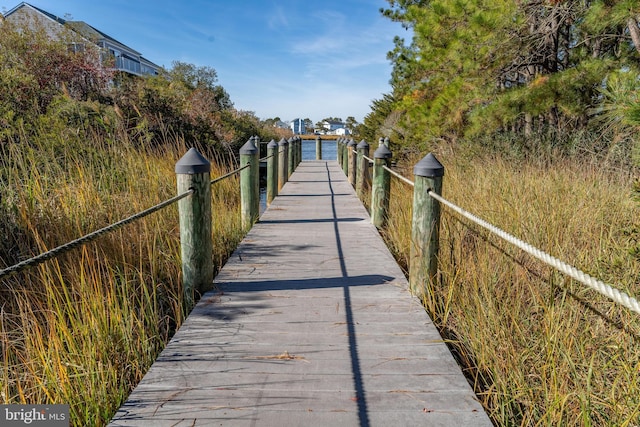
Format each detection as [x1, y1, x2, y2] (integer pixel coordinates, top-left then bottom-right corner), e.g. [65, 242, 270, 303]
[357, 139, 369, 149]
[240, 138, 258, 155]
[413, 153, 444, 177]
[374, 144, 392, 159]
[175, 147, 211, 174]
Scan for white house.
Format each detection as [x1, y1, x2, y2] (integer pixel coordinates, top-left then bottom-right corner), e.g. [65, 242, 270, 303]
[335, 128, 350, 136]
[3, 2, 160, 76]
[322, 120, 345, 133]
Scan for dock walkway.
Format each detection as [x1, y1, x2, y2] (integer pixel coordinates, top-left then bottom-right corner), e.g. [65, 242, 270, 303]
[109, 160, 492, 426]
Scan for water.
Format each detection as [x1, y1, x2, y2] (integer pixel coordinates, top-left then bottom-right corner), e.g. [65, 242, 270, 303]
[301, 139, 337, 161]
[260, 139, 338, 213]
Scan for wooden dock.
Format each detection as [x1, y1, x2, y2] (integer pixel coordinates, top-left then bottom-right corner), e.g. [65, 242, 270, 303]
[109, 160, 492, 426]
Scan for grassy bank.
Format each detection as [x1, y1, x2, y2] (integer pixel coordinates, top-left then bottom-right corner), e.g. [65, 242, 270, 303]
[0, 130, 244, 425]
[380, 149, 640, 425]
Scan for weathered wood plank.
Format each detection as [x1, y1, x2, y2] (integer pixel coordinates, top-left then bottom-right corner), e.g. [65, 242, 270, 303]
[109, 160, 491, 427]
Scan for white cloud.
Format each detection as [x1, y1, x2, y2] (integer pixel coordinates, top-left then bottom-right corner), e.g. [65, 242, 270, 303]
[267, 5, 289, 29]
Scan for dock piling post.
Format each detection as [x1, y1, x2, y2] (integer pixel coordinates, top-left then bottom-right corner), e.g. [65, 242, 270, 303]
[356, 139, 370, 201]
[267, 139, 278, 205]
[371, 144, 392, 228]
[342, 138, 352, 175]
[288, 137, 295, 178]
[175, 148, 213, 309]
[278, 138, 288, 191]
[240, 137, 259, 229]
[316, 136, 322, 160]
[347, 139, 357, 188]
[409, 153, 444, 298]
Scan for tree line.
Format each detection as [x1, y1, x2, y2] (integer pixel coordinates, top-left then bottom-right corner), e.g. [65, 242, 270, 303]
[360, 0, 640, 166]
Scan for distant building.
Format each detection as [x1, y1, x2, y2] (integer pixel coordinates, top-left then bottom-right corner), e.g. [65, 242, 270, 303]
[290, 118, 306, 135]
[335, 128, 350, 136]
[3, 2, 160, 76]
[273, 120, 289, 130]
[322, 120, 345, 134]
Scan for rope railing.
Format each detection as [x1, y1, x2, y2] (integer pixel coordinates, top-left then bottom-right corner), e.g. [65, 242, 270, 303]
[427, 190, 640, 315]
[0, 189, 193, 281]
[375, 155, 640, 316]
[0, 152, 264, 283]
[210, 163, 250, 185]
[383, 164, 415, 187]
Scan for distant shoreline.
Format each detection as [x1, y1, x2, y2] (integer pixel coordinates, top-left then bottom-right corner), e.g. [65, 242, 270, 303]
[298, 134, 342, 140]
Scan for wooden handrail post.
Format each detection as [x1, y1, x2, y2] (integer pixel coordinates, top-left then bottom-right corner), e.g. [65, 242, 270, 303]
[316, 136, 322, 160]
[409, 153, 445, 298]
[342, 138, 352, 175]
[288, 137, 295, 178]
[296, 136, 301, 167]
[347, 139, 357, 187]
[337, 138, 343, 166]
[252, 136, 260, 211]
[356, 139, 370, 200]
[175, 148, 213, 309]
[267, 139, 278, 205]
[342, 138, 347, 171]
[371, 143, 392, 228]
[292, 136, 297, 168]
[240, 137, 259, 229]
[278, 138, 288, 190]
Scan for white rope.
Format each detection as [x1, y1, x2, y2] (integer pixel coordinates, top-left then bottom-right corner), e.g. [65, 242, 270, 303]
[383, 165, 415, 187]
[383, 168, 640, 315]
[427, 190, 640, 316]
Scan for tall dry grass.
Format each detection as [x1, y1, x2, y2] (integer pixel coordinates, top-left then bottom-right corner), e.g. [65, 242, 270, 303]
[381, 151, 640, 426]
[0, 127, 243, 425]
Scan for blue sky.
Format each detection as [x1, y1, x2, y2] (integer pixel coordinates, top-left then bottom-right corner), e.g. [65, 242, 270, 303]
[2, 1, 406, 124]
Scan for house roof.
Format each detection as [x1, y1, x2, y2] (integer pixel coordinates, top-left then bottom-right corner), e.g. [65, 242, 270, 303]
[65, 20, 141, 56]
[4, 2, 160, 70]
[5, 2, 66, 25]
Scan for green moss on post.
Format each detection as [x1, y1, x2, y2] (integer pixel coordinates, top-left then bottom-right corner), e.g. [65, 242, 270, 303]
[175, 148, 213, 310]
[371, 144, 392, 228]
[240, 138, 259, 230]
[409, 153, 444, 299]
[267, 139, 278, 206]
[337, 138, 343, 166]
[356, 139, 370, 201]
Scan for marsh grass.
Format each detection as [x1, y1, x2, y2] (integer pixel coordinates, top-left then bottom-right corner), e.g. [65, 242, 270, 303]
[381, 151, 640, 425]
[0, 127, 243, 425]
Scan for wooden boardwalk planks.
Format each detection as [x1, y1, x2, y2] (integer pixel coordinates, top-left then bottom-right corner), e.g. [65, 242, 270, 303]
[109, 160, 492, 427]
